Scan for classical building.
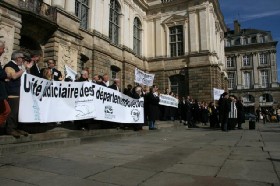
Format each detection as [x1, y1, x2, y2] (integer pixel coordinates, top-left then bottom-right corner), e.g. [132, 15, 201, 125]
[225, 20, 279, 113]
[0, 0, 227, 102]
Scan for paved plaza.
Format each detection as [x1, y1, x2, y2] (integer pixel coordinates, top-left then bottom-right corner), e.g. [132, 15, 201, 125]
[0, 121, 279, 186]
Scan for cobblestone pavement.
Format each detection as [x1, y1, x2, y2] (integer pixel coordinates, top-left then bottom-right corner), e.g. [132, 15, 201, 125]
[0, 121, 279, 186]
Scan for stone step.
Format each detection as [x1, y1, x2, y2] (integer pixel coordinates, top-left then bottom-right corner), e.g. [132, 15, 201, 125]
[0, 138, 80, 155]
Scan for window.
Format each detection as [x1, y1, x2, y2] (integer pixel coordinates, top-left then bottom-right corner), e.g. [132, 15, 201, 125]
[260, 53, 267, 65]
[243, 72, 251, 89]
[75, 0, 89, 29]
[169, 26, 184, 57]
[251, 36, 257, 43]
[261, 70, 269, 88]
[133, 18, 141, 55]
[259, 35, 265, 43]
[225, 39, 231, 47]
[226, 57, 235, 68]
[243, 55, 251, 66]
[234, 38, 240, 45]
[242, 38, 247, 45]
[110, 65, 120, 85]
[109, 0, 121, 45]
[169, 75, 185, 97]
[228, 72, 235, 89]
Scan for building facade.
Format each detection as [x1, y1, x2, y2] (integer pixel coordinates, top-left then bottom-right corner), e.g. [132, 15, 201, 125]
[225, 20, 279, 113]
[0, 0, 227, 102]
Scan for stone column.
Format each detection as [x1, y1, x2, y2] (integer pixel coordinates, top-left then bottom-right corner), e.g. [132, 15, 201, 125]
[65, 0, 75, 15]
[51, 0, 65, 9]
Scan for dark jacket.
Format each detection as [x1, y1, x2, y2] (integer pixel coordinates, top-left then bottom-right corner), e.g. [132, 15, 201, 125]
[51, 68, 62, 81]
[30, 63, 42, 78]
[108, 84, 119, 91]
[236, 100, 245, 123]
[145, 92, 160, 121]
[4, 61, 21, 96]
[0, 64, 8, 100]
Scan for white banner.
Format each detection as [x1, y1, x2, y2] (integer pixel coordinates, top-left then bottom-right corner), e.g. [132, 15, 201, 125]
[64, 65, 77, 82]
[134, 68, 155, 86]
[19, 73, 144, 123]
[159, 94, 178, 108]
[213, 88, 224, 100]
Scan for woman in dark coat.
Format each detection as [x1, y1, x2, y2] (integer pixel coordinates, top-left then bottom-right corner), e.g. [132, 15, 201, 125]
[145, 85, 160, 130]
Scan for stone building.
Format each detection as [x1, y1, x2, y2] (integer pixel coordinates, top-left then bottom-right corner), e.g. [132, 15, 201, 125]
[225, 20, 279, 113]
[0, 0, 227, 102]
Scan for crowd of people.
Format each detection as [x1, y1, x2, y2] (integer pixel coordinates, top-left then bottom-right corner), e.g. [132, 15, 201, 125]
[1, 41, 280, 138]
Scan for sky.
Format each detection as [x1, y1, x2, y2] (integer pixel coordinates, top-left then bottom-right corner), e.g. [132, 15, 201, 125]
[219, 0, 280, 82]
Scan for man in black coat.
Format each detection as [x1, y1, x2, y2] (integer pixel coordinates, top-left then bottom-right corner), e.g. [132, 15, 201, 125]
[145, 85, 160, 130]
[218, 92, 231, 131]
[47, 59, 62, 81]
[29, 50, 42, 78]
[108, 78, 120, 91]
[4, 50, 32, 137]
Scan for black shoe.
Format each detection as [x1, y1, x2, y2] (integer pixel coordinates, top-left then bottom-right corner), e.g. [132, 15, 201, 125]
[238, 127, 243, 129]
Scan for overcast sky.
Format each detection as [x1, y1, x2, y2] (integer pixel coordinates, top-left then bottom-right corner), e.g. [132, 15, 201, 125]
[219, 0, 280, 81]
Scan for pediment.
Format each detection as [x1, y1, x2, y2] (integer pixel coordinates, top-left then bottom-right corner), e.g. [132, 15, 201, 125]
[162, 14, 188, 24]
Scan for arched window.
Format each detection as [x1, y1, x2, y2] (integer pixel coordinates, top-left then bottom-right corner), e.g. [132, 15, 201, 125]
[133, 18, 142, 55]
[75, 0, 89, 29]
[109, 0, 121, 45]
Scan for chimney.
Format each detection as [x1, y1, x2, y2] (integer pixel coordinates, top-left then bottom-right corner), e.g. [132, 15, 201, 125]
[234, 20, 240, 34]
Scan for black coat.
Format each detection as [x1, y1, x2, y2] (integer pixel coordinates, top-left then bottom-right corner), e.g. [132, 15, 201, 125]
[52, 68, 62, 81]
[179, 100, 187, 120]
[145, 92, 160, 121]
[30, 64, 42, 78]
[0, 65, 7, 100]
[236, 100, 245, 123]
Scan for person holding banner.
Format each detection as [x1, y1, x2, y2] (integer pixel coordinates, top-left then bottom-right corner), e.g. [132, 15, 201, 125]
[146, 85, 160, 130]
[47, 59, 62, 81]
[4, 51, 33, 138]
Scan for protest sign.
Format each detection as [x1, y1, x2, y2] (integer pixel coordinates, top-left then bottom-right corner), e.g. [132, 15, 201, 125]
[213, 88, 224, 100]
[159, 94, 178, 108]
[134, 68, 155, 86]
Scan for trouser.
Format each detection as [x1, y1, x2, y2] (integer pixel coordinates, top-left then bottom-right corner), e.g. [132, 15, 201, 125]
[6, 97, 19, 133]
[220, 115, 228, 131]
[0, 99, 11, 126]
[148, 120, 155, 129]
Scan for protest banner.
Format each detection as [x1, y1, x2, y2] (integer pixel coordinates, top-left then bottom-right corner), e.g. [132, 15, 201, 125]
[213, 88, 224, 100]
[159, 94, 178, 108]
[134, 68, 155, 86]
[19, 73, 144, 123]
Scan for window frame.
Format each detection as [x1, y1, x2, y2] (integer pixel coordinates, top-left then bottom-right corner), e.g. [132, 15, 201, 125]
[228, 72, 235, 89]
[226, 57, 235, 68]
[243, 55, 251, 66]
[133, 17, 142, 56]
[75, 0, 89, 29]
[260, 53, 267, 65]
[243, 71, 252, 89]
[260, 70, 269, 88]
[109, 0, 121, 45]
[169, 25, 184, 57]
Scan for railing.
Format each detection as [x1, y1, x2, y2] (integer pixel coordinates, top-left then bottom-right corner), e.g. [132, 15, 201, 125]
[19, 0, 57, 22]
